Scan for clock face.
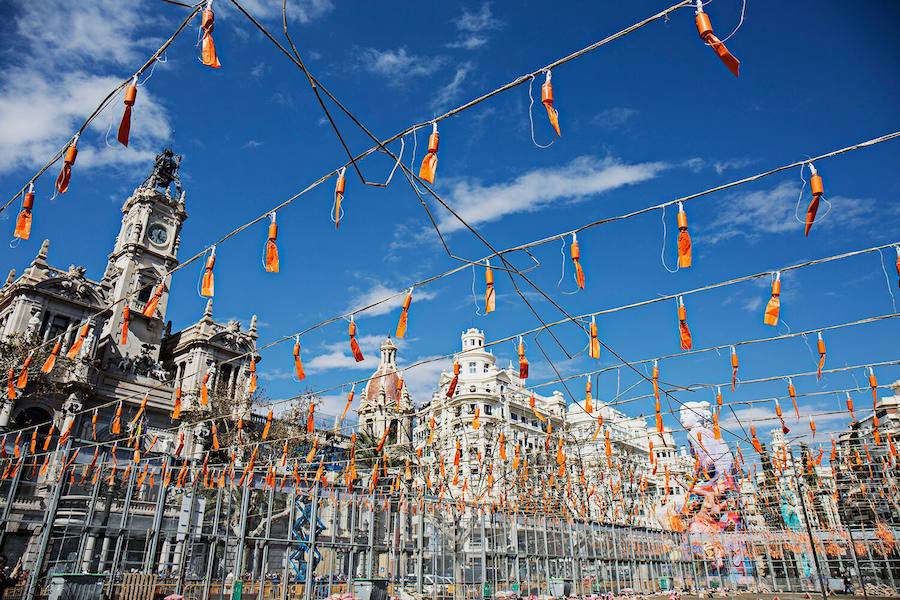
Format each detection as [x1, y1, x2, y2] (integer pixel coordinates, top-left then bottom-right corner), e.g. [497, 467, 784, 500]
[148, 224, 168, 246]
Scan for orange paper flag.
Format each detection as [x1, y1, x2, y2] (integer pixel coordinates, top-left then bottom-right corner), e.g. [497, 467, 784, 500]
[730, 346, 739, 391]
[348, 316, 364, 362]
[200, 246, 215, 297]
[517, 336, 528, 380]
[16, 351, 32, 390]
[695, 3, 740, 76]
[247, 357, 257, 394]
[264, 212, 279, 272]
[172, 387, 183, 420]
[332, 167, 346, 228]
[142, 282, 166, 318]
[55, 136, 78, 194]
[570, 233, 585, 289]
[677, 296, 692, 350]
[6, 369, 14, 401]
[484, 260, 496, 314]
[120, 304, 130, 345]
[418, 123, 439, 184]
[285, 337, 305, 382]
[262, 409, 273, 440]
[446, 362, 460, 397]
[676, 202, 692, 268]
[816, 332, 826, 379]
[341, 385, 355, 421]
[200, 368, 211, 406]
[66, 322, 90, 359]
[868, 367, 878, 405]
[541, 71, 561, 136]
[846, 393, 856, 422]
[41, 338, 62, 374]
[200, 2, 221, 68]
[763, 272, 781, 326]
[111, 401, 122, 435]
[804, 163, 825, 236]
[307, 403, 315, 433]
[396, 288, 413, 338]
[14, 183, 35, 240]
[584, 376, 593, 414]
[118, 78, 137, 147]
[588, 315, 600, 359]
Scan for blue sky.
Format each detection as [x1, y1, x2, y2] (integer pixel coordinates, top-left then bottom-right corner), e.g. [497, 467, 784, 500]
[1, 0, 899, 450]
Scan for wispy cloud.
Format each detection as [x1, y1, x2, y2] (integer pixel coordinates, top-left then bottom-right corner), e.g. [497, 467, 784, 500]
[231, 0, 334, 24]
[591, 107, 638, 130]
[434, 156, 666, 233]
[0, 0, 172, 174]
[243, 140, 264, 149]
[700, 181, 880, 245]
[720, 402, 851, 445]
[355, 47, 445, 82]
[447, 3, 503, 50]
[346, 282, 439, 318]
[430, 62, 474, 113]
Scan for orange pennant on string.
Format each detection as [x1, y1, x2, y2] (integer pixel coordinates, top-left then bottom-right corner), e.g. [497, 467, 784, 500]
[120, 304, 130, 345]
[677, 296, 692, 350]
[584, 376, 593, 414]
[446, 362, 460, 398]
[676, 202, 692, 268]
[695, 4, 740, 76]
[570, 233, 584, 289]
[588, 315, 600, 359]
[418, 123, 439, 184]
[396, 288, 413, 339]
[348, 316, 364, 362]
[14, 184, 35, 241]
[517, 336, 528, 380]
[292, 336, 306, 380]
[41, 339, 62, 374]
[484, 260, 496, 314]
[16, 351, 32, 390]
[541, 71, 561, 136]
[816, 332, 826, 379]
[142, 282, 166, 318]
[804, 163, 825, 236]
[118, 78, 137, 147]
[730, 346, 739, 391]
[200, 246, 216, 297]
[200, 2, 221, 68]
[264, 212, 279, 272]
[66, 322, 90, 359]
[55, 136, 78, 194]
[763, 272, 781, 326]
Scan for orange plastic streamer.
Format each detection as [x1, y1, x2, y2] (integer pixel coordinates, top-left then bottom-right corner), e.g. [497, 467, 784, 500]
[517, 336, 528, 380]
[541, 71, 561, 136]
[14, 183, 35, 240]
[763, 272, 781, 326]
[816, 332, 826, 379]
[348, 317, 365, 362]
[307, 403, 315, 433]
[787, 378, 799, 418]
[588, 316, 600, 359]
[172, 387, 183, 420]
[570, 233, 584, 289]
[484, 260, 496, 314]
[676, 202, 692, 268]
[118, 79, 137, 147]
[120, 305, 130, 345]
[6, 369, 14, 401]
[446, 362, 460, 398]
[16, 352, 32, 390]
[292, 336, 306, 380]
[264, 213, 279, 272]
[142, 282, 166, 318]
[805, 163, 825, 237]
[341, 385, 355, 421]
[247, 357, 257, 394]
[868, 367, 878, 405]
[584, 376, 593, 414]
[695, 5, 740, 76]
[55, 136, 78, 194]
[41, 339, 61, 374]
[730, 346, 739, 391]
[333, 167, 346, 228]
[677, 297, 692, 350]
[396, 289, 412, 339]
[66, 322, 90, 360]
[418, 123, 439, 184]
[200, 247, 216, 297]
[200, 370, 211, 406]
[262, 409, 273, 440]
[200, 2, 221, 68]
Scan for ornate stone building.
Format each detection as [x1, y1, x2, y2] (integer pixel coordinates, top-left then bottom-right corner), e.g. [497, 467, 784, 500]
[0, 150, 259, 558]
[357, 337, 414, 447]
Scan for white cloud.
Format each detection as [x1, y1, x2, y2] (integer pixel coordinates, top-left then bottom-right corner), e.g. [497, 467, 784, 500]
[719, 402, 850, 445]
[356, 47, 445, 81]
[346, 283, 439, 317]
[447, 4, 503, 50]
[305, 334, 398, 374]
[591, 107, 638, 130]
[701, 181, 879, 245]
[435, 156, 666, 233]
[712, 158, 755, 175]
[244, 140, 264, 149]
[230, 0, 334, 24]
[430, 62, 474, 113]
[401, 356, 452, 406]
[0, 0, 172, 175]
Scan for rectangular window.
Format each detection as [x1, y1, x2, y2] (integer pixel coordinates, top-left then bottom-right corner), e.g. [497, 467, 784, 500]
[484, 404, 493, 416]
[483, 363, 489, 373]
[468, 362, 477, 375]
[511, 413, 518, 422]
[47, 315, 71, 341]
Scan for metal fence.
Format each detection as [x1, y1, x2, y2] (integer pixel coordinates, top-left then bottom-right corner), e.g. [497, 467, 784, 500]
[1, 456, 898, 600]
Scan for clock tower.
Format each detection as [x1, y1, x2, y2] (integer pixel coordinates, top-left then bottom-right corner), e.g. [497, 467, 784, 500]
[100, 149, 188, 362]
